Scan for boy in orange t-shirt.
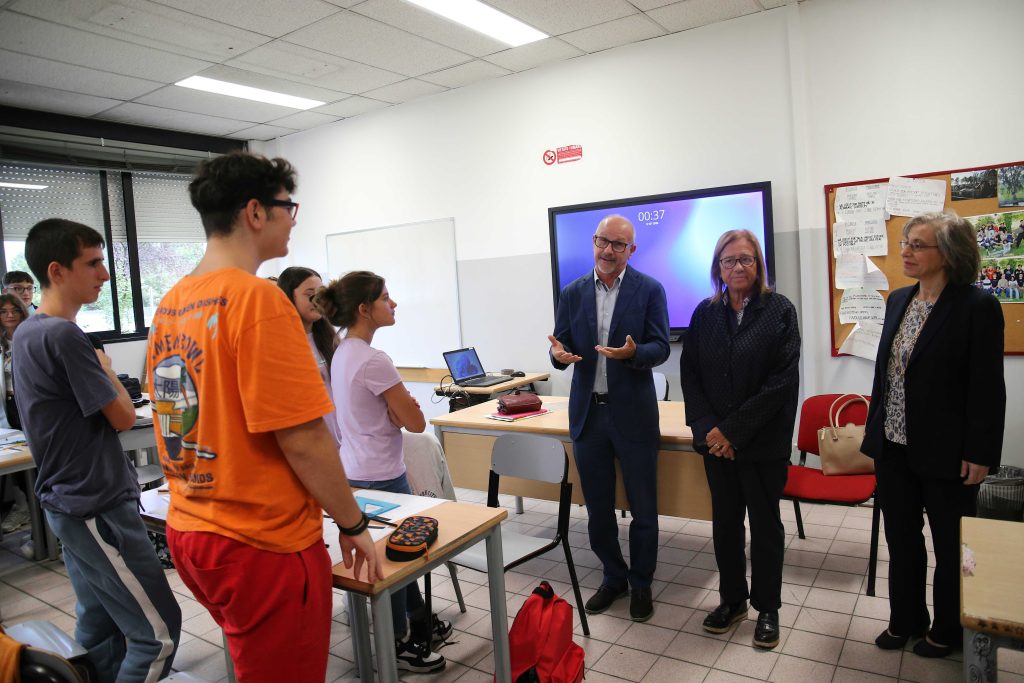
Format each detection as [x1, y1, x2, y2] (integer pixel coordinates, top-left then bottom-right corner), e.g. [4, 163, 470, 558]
[149, 152, 380, 682]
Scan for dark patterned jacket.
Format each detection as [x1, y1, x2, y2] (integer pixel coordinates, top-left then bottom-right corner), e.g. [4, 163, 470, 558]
[680, 291, 800, 462]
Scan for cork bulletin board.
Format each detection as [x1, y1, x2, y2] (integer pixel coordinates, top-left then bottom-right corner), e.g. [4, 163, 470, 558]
[825, 161, 1024, 356]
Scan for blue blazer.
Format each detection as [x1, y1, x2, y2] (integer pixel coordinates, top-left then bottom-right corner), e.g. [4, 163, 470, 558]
[550, 266, 670, 442]
[861, 283, 1005, 479]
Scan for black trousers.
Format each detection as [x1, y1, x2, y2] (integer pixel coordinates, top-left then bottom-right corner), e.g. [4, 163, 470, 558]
[703, 455, 788, 612]
[875, 439, 979, 645]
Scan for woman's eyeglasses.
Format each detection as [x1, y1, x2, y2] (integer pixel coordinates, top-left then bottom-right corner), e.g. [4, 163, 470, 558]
[0, 308, 22, 317]
[719, 256, 756, 269]
[899, 240, 938, 253]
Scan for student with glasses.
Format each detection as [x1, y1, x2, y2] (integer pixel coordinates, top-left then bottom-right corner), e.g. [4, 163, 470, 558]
[0, 292, 29, 536]
[862, 212, 1005, 659]
[2, 271, 38, 315]
[680, 229, 800, 650]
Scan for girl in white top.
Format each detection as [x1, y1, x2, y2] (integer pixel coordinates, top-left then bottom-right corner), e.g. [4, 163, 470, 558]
[316, 270, 448, 675]
[276, 267, 343, 448]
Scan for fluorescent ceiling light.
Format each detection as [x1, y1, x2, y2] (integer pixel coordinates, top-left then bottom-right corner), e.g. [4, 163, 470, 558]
[0, 182, 48, 189]
[403, 0, 547, 47]
[174, 76, 325, 110]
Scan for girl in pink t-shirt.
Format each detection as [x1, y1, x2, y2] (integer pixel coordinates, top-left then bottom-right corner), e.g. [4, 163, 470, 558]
[317, 270, 448, 674]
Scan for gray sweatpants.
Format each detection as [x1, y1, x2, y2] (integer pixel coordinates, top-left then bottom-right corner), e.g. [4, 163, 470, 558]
[45, 500, 181, 683]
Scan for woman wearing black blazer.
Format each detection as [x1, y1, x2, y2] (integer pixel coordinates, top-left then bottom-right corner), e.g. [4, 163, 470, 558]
[681, 229, 800, 650]
[862, 212, 1005, 658]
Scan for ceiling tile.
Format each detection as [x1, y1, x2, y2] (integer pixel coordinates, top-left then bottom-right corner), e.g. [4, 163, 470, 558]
[226, 41, 405, 94]
[561, 13, 666, 53]
[483, 0, 638, 35]
[484, 38, 583, 73]
[757, 0, 796, 8]
[9, 0, 269, 62]
[228, 123, 299, 141]
[0, 79, 120, 117]
[0, 50, 163, 100]
[196, 64, 349, 103]
[629, 0, 684, 10]
[283, 10, 471, 77]
[646, 0, 761, 32]
[0, 12, 211, 82]
[321, 0, 362, 6]
[312, 96, 390, 117]
[150, 0, 342, 37]
[135, 86, 298, 122]
[360, 78, 447, 104]
[350, 0, 508, 57]
[419, 60, 510, 89]
[97, 102, 252, 136]
[266, 110, 340, 130]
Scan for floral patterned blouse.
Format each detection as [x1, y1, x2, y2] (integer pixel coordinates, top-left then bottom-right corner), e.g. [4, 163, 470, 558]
[884, 297, 934, 444]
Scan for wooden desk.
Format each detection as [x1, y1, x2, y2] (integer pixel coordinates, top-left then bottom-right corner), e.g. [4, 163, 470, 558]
[139, 489, 513, 683]
[961, 516, 1024, 682]
[436, 372, 550, 396]
[430, 396, 712, 521]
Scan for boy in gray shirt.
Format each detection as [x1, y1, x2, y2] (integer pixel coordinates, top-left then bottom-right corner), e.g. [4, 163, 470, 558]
[14, 218, 180, 682]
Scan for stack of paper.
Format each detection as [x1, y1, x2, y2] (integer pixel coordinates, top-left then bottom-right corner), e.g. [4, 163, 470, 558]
[487, 409, 549, 422]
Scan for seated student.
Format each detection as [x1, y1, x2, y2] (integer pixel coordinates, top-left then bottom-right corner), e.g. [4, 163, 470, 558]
[276, 266, 341, 447]
[317, 271, 451, 674]
[2, 271, 38, 315]
[0, 293, 29, 534]
[14, 218, 181, 682]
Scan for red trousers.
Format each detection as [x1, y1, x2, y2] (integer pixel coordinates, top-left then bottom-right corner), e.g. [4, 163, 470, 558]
[167, 529, 332, 683]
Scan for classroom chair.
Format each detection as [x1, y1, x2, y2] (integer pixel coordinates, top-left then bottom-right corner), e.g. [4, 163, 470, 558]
[653, 372, 669, 401]
[782, 393, 880, 596]
[451, 432, 590, 636]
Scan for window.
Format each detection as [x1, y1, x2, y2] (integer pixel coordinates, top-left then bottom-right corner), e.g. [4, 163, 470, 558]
[0, 162, 204, 338]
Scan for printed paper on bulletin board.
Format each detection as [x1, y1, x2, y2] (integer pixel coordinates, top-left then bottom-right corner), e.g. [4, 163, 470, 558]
[825, 162, 1024, 356]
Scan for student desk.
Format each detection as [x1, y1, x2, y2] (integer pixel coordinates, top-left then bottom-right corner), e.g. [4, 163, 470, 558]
[961, 516, 1024, 682]
[435, 373, 550, 412]
[0, 446, 51, 561]
[431, 396, 712, 521]
[139, 489, 513, 683]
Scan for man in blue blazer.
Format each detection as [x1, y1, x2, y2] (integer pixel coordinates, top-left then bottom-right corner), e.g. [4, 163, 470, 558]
[548, 214, 670, 622]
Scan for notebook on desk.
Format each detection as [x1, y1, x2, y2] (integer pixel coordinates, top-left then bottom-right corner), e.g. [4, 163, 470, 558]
[442, 347, 511, 388]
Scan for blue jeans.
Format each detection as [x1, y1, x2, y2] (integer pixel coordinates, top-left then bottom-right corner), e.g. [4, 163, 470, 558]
[46, 500, 181, 682]
[348, 472, 425, 639]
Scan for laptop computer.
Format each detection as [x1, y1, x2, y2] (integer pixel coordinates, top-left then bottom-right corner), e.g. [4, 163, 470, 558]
[442, 347, 512, 387]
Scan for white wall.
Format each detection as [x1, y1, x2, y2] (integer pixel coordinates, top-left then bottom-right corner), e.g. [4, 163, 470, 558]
[265, 0, 1023, 466]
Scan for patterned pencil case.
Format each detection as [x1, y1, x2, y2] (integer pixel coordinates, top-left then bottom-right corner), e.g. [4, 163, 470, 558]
[385, 516, 439, 562]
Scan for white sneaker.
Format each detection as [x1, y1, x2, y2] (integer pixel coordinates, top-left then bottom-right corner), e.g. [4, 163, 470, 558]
[396, 635, 446, 673]
[2, 504, 30, 533]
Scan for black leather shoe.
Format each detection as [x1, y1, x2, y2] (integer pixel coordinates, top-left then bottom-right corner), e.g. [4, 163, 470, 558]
[584, 585, 628, 614]
[753, 610, 780, 649]
[874, 629, 909, 650]
[912, 637, 953, 658]
[630, 587, 654, 622]
[702, 601, 748, 633]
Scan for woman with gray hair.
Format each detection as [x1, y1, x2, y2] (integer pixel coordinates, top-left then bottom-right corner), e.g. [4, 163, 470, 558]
[862, 212, 1005, 658]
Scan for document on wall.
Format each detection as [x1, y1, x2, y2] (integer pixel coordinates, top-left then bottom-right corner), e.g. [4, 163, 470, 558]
[838, 321, 883, 361]
[833, 212, 889, 256]
[839, 288, 885, 324]
[834, 254, 889, 290]
[835, 183, 889, 221]
[884, 176, 947, 217]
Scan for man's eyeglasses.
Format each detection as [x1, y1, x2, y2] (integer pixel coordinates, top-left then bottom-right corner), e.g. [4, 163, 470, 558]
[719, 255, 756, 269]
[264, 199, 299, 220]
[593, 235, 631, 253]
[4, 285, 34, 294]
[899, 240, 938, 253]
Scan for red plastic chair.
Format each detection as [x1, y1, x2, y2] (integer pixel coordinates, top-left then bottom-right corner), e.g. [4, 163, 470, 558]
[783, 394, 880, 596]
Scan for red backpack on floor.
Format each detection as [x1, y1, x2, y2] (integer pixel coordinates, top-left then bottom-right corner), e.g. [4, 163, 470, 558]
[505, 581, 585, 683]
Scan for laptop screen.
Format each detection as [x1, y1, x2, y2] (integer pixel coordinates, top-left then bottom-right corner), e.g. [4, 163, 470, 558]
[443, 348, 486, 383]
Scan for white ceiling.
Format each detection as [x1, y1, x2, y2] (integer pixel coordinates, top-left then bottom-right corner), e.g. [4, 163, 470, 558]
[0, 0, 797, 141]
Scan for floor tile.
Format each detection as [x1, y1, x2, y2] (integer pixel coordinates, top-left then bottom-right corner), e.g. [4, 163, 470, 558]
[792, 606, 851, 638]
[768, 653, 836, 682]
[640, 656, 708, 682]
[591, 644, 658, 681]
[780, 628, 844, 664]
[838, 639, 903, 677]
[714, 642, 779, 679]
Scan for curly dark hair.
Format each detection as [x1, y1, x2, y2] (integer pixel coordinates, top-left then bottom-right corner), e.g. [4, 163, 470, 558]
[277, 266, 337, 370]
[189, 151, 297, 237]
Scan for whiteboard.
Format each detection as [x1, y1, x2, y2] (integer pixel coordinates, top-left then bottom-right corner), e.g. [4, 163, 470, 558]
[324, 218, 461, 368]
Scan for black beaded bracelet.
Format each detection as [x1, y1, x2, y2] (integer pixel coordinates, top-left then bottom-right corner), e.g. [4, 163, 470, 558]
[336, 512, 370, 536]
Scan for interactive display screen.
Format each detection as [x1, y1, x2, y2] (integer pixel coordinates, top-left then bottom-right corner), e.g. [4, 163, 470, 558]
[548, 182, 774, 337]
